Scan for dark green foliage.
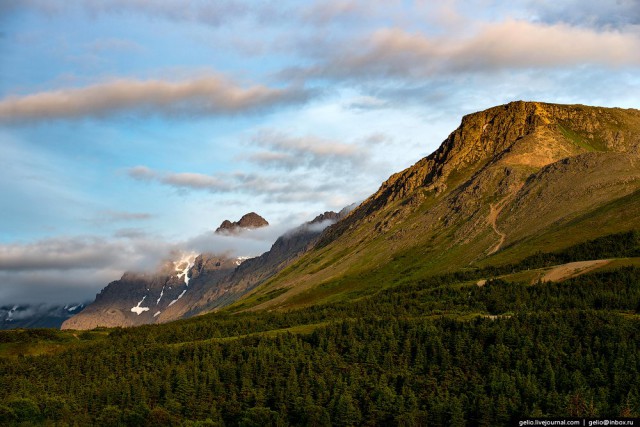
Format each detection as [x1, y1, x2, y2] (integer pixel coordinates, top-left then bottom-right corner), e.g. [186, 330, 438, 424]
[495, 230, 640, 272]
[0, 405, 17, 424]
[2, 311, 640, 425]
[7, 397, 41, 423]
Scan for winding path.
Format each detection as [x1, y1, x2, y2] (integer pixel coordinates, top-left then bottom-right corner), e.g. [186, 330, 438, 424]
[487, 198, 508, 255]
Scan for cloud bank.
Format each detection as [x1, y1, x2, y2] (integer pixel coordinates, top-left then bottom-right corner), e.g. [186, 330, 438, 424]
[0, 222, 301, 304]
[292, 21, 640, 81]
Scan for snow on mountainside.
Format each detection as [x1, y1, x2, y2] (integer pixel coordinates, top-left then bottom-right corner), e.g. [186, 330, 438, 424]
[62, 210, 347, 330]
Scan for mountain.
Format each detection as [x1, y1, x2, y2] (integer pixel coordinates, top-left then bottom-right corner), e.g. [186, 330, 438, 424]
[177, 208, 354, 316]
[215, 212, 269, 234]
[5, 102, 640, 426]
[61, 254, 237, 330]
[232, 101, 640, 311]
[62, 210, 348, 330]
[62, 101, 640, 327]
[0, 303, 86, 330]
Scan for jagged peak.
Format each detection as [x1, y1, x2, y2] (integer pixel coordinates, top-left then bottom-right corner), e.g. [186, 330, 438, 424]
[215, 212, 269, 234]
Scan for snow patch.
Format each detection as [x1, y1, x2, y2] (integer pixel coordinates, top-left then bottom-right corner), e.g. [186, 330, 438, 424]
[131, 296, 150, 315]
[156, 285, 165, 305]
[174, 252, 197, 286]
[153, 311, 161, 317]
[168, 289, 187, 307]
[235, 256, 250, 266]
[5, 305, 18, 321]
[66, 304, 81, 312]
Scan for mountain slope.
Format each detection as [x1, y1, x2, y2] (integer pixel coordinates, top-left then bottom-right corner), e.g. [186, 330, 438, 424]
[234, 101, 640, 311]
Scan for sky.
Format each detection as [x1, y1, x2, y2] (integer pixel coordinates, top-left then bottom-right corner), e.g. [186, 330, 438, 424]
[0, 0, 639, 304]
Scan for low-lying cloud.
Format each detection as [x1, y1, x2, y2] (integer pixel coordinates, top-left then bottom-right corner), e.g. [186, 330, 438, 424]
[0, 236, 169, 304]
[0, 212, 332, 304]
[0, 75, 310, 123]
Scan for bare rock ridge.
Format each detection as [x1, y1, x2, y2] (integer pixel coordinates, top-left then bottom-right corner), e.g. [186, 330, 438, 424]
[215, 212, 268, 234]
[62, 254, 237, 330]
[177, 208, 353, 316]
[320, 101, 640, 247]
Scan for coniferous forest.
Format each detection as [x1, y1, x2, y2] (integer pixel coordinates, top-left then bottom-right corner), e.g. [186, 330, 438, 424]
[1, 232, 640, 426]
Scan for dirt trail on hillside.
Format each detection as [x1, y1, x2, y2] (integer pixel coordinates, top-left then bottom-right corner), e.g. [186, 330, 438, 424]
[487, 197, 510, 255]
[541, 259, 611, 282]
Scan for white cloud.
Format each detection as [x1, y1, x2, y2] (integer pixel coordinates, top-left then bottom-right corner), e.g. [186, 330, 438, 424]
[291, 20, 640, 81]
[0, 216, 324, 304]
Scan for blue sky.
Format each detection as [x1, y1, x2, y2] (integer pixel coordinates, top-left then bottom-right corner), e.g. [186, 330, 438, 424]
[1, 0, 639, 304]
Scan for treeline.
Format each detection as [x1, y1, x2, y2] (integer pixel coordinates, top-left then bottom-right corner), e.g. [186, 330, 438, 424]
[489, 230, 640, 273]
[99, 266, 640, 348]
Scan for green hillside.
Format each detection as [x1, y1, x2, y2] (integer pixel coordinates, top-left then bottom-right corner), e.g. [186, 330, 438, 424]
[2, 232, 640, 425]
[229, 102, 640, 312]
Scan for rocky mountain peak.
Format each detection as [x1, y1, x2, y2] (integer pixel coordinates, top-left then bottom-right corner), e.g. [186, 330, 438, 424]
[215, 212, 269, 234]
[319, 101, 640, 246]
[309, 211, 340, 225]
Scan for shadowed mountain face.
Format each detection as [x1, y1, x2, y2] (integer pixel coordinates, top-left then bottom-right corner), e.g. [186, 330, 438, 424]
[236, 101, 640, 311]
[61, 210, 348, 330]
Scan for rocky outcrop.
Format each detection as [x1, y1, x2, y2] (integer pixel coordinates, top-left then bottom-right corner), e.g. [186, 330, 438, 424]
[215, 212, 268, 234]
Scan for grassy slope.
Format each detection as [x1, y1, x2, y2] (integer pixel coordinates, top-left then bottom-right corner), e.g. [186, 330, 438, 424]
[231, 152, 640, 312]
[214, 108, 640, 315]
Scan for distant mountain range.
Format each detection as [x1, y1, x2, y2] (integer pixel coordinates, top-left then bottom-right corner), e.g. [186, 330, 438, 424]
[62, 101, 640, 329]
[61, 209, 351, 329]
[0, 303, 87, 330]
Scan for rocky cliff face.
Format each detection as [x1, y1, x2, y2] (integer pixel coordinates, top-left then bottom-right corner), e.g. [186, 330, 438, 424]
[321, 101, 640, 245]
[215, 212, 269, 234]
